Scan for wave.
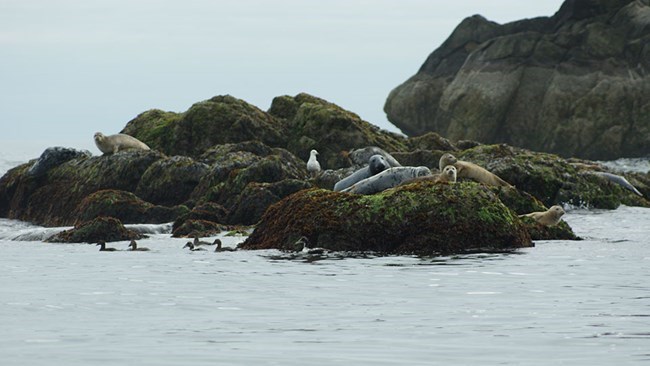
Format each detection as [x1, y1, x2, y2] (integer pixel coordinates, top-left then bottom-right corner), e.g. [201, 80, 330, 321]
[0, 219, 173, 242]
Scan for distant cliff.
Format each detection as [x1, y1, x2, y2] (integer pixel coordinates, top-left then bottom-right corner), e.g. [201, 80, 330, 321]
[385, 0, 650, 160]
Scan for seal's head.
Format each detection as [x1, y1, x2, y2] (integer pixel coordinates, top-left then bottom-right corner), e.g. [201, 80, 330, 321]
[442, 165, 457, 182]
[94, 132, 105, 142]
[549, 205, 565, 219]
[439, 153, 457, 171]
[416, 166, 432, 177]
[368, 155, 389, 175]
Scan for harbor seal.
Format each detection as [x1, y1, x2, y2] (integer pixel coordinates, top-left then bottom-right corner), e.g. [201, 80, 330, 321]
[307, 149, 321, 178]
[333, 154, 390, 191]
[591, 172, 643, 196]
[519, 205, 565, 227]
[349, 146, 402, 168]
[400, 165, 457, 186]
[94, 132, 150, 155]
[439, 153, 512, 187]
[342, 166, 432, 195]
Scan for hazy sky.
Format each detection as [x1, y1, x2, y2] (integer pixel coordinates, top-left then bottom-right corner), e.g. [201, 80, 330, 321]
[1, 0, 564, 157]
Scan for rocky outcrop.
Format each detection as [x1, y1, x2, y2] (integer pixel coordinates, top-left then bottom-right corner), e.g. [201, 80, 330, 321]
[240, 183, 534, 255]
[385, 0, 650, 160]
[46, 217, 144, 243]
[0, 92, 645, 250]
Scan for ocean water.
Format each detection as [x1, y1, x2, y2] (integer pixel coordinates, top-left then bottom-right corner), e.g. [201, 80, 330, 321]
[0, 152, 649, 365]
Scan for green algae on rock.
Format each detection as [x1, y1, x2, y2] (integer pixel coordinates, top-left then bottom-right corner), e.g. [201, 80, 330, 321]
[240, 182, 532, 256]
[75, 189, 188, 225]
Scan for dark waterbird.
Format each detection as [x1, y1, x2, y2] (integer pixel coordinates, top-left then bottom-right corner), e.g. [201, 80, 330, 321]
[127, 240, 150, 251]
[96, 240, 118, 252]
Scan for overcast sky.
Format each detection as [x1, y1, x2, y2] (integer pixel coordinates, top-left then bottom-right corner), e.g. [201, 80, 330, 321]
[1, 0, 564, 157]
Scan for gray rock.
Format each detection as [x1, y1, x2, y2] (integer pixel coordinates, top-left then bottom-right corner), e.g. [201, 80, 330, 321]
[385, 0, 650, 160]
[27, 147, 91, 178]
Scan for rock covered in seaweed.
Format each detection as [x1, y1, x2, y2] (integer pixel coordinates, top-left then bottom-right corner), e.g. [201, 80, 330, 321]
[240, 182, 533, 255]
[46, 217, 144, 243]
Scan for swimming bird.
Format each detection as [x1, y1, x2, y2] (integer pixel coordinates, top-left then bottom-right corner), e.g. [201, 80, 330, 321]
[193, 236, 213, 247]
[214, 239, 235, 252]
[183, 242, 206, 251]
[307, 149, 321, 178]
[96, 240, 118, 251]
[295, 236, 326, 255]
[127, 240, 150, 251]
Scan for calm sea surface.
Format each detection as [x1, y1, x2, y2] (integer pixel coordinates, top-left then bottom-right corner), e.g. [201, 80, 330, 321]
[1, 153, 649, 365]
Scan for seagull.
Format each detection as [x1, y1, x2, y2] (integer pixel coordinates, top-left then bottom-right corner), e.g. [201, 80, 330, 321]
[307, 149, 321, 178]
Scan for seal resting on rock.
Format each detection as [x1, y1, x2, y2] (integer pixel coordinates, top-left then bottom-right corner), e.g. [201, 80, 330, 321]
[591, 172, 643, 197]
[400, 165, 457, 186]
[439, 153, 512, 187]
[342, 166, 432, 195]
[348, 146, 402, 168]
[333, 154, 390, 191]
[307, 149, 321, 178]
[94, 132, 150, 155]
[519, 205, 565, 227]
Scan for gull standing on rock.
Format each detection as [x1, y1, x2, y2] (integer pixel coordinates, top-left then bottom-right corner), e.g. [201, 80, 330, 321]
[307, 149, 321, 178]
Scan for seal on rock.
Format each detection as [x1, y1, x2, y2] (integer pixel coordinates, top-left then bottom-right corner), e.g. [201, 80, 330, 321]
[349, 146, 402, 168]
[439, 153, 512, 187]
[307, 149, 321, 178]
[519, 205, 565, 227]
[342, 166, 432, 195]
[94, 132, 150, 155]
[333, 154, 391, 191]
[400, 165, 457, 186]
[591, 172, 643, 196]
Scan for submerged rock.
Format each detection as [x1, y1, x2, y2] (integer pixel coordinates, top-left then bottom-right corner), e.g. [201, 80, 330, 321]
[46, 217, 144, 243]
[240, 183, 533, 255]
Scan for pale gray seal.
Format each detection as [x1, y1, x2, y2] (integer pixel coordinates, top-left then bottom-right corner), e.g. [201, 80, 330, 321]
[307, 149, 321, 177]
[94, 132, 150, 154]
[349, 146, 402, 168]
[439, 153, 512, 187]
[592, 172, 643, 196]
[127, 240, 150, 251]
[342, 166, 432, 195]
[519, 205, 565, 227]
[333, 154, 390, 191]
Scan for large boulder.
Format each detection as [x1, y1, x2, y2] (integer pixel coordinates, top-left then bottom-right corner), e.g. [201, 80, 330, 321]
[240, 183, 533, 255]
[269, 93, 408, 169]
[74, 189, 189, 225]
[46, 217, 144, 243]
[122, 95, 287, 157]
[0, 150, 165, 226]
[385, 0, 650, 159]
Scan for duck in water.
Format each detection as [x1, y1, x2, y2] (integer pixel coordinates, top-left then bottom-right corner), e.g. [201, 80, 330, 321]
[183, 242, 206, 251]
[127, 240, 150, 251]
[96, 240, 118, 252]
[213, 238, 235, 252]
